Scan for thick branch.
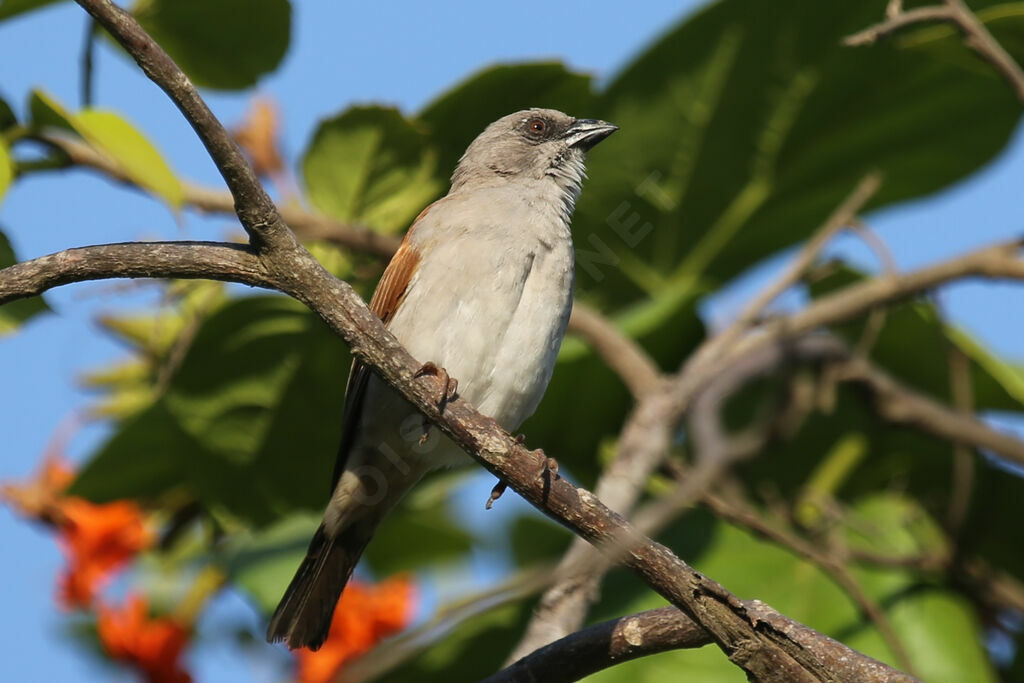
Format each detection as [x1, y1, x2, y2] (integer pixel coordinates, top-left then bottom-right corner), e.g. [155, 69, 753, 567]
[0, 241, 267, 302]
[74, 0, 298, 251]
[487, 607, 711, 683]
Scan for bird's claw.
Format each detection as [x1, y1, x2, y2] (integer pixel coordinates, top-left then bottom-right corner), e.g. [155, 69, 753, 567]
[415, 361, 458, 411]
[485, 480, 508, 510]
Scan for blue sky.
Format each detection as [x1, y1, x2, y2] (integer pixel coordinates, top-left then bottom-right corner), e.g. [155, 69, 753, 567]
[1, 1, 1022, 681]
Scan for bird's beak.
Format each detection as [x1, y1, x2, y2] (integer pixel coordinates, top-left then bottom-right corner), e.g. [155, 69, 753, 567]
[563, 118, 618, 150]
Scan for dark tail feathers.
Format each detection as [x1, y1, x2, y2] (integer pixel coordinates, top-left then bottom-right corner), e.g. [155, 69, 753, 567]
[265, 522, 372, 650]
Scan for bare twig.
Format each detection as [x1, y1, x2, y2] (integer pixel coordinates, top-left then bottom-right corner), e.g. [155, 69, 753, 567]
[568, 302, 663, 399]
[845, 0, 1024, 105]
[946, 345, 975, 536]
[708, 173, 880, 359]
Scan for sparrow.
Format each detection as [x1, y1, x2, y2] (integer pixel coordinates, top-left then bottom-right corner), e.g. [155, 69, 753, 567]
[267, 109, 617, 650]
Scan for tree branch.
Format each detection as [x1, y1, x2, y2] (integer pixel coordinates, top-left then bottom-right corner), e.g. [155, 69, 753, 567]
[0, 241, 267, 302]
[32, 133, 402, 259]
[845, 0, 1024, 105]
[75, 0, 297, 251]
[487, 607, 711, 683]
[0, 2, 1002, 680]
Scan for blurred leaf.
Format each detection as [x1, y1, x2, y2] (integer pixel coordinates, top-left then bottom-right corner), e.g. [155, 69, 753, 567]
[69, 401, 194, 502]
[132, 0, 291, 90]
[97, 311, 185, 357]
[0, 0, 61, 21]
[806, 262, 1024, 413]
[418, 62, 595, 177]
[0, 230, 50, 335]
[0, 93, 16, 130]
[508, 514, 570, 566]
[73, 110, 183, 208]
[0, 138, 11, 201]
[365, 502, 474, 577]
[302, 106, 441, 233]
[383, 602, 530, 683]
[29, 90, 183, 208]
[225, 512, 319, 614]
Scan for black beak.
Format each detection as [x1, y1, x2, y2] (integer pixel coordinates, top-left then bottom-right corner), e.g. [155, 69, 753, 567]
[563, 118, 618, 150]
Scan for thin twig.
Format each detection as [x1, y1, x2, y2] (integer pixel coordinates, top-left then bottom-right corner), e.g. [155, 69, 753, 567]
[709, 173, 881, 360]
[845, 0, 1024, 105]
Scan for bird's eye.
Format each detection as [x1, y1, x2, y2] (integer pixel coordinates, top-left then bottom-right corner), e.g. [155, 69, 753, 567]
[526, 118, 547, 135]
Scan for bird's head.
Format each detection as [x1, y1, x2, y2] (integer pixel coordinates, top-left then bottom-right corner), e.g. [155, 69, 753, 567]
[451, 109, 617, 203]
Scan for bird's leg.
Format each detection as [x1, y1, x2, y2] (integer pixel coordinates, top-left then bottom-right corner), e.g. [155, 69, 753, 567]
[485, 480, 507, 510]
[414, 361, 458, 411]
[533, 449, 560, 481]
[484, 435, 536, 509]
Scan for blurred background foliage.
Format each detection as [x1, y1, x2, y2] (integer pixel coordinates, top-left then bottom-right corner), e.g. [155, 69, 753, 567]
[3, 0, 1024, 681]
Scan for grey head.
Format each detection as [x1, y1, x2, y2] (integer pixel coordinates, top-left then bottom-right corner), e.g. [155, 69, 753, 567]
[450, 109, 617, 211]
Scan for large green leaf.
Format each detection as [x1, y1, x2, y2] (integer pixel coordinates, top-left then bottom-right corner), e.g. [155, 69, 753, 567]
[302, 106, 441, 233]
[0, 230, 50, 335]
[131, 0, 290, 90]
[0, 0, 61, 21]
[72, 296, 350, 526]
[572, 0, 1020, 315]
[29, 90, 183, 208]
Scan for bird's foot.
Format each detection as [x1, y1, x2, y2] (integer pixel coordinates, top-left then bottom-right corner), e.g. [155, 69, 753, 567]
[414, 361, 458, 411]
[533, 448, 559, 482]
[485, 480, 507, 510]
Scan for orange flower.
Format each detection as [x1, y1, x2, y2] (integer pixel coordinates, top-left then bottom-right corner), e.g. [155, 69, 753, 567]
[2, 455, 155, 608]
[294, 575, 416, 683]
[97, 595, 192, 683]
[1, 456, 74, 522]
[56, 497, 154, 608]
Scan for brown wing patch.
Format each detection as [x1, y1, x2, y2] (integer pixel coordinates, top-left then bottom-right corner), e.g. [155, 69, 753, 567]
[330, 200, 436, 489]
[369, 239, 421, 324]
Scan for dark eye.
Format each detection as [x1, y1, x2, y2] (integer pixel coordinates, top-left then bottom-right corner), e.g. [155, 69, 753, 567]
[526, 118, 547, 135]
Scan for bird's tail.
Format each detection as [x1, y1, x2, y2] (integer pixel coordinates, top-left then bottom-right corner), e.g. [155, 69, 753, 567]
[265, 519, 374, 651]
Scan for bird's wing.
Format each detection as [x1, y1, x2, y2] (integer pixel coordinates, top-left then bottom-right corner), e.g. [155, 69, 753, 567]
[329, 201, 437, 491]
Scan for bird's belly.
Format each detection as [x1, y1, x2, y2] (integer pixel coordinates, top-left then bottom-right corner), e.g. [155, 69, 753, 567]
[386, 239, 573, 452]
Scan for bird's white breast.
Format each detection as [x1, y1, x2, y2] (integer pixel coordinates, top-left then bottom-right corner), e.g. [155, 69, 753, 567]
[389, 185, 574, 439]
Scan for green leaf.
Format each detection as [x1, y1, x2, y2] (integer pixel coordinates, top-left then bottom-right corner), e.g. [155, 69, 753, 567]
[224, 512, 319, 614]
[74, 110, 183, 208]
[29, 90, 183, 209]
[0, 138, 11, 202]
[0, 0, 62, 21]
[418, 62, 595, 178]
[0, 230, 50, 335]
[302, 106, 441, 233]
[132, 0, 290, 90]
[0, 93, 16, 131]
[68, 401, 194, 502]
[572, 0, 1022, 314]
